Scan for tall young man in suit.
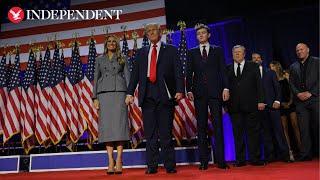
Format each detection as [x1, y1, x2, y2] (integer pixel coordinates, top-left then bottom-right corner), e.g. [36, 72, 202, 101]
[289, 43, 319, 161]
[252, 53, 290, 163]
[226, 45, 265, 166]
[126, 23, 184, 174]
[186, 24, 230, 170]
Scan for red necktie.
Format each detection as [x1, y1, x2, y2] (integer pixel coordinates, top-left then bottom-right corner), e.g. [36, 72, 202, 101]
[149, 44, 157, 83]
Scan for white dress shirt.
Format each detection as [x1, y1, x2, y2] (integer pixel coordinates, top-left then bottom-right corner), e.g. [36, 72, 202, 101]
[199, 42, 210, 57]
[234, 60, 245, 76]
[147, 41, 161, 77]
[259, 65, 263, 78]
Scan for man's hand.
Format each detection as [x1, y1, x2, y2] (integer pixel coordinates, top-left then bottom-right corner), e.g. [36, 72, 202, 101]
[125, 95, 134, 105]
[258, 103, 266, 111]
[282, 102, 290, 109]
[175, 93, 183, 101]
[272, 102, 280, 109]
[304, 91, 312, 100]
[222, 89, 230, 102]
[297, 92, 312, 101]
[93, 99, 100, 110]
[187, 92, 194, 101]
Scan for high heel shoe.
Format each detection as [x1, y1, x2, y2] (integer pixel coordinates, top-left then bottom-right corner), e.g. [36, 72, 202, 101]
[115, 160, 123, 174]
[106, 160, 116, 175]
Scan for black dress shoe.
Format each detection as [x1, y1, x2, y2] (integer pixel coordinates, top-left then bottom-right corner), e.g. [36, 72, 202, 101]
[233, 161, 246, 167]
[296, 156, 312, 162]
[145, 168, 158, 174]
[217, 163, 230, 169]
[199, 163, 208, 170]
[251, 161, 266, 166]
[166, 168, 177, 174]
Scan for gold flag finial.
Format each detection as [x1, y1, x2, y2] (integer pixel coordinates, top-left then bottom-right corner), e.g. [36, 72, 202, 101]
[14, 43, 20, 54]
[177, 21, 186, 31]
[131, 31, 139, 40]
[69, 32, 81, 48]
[162, 29, 173, 35]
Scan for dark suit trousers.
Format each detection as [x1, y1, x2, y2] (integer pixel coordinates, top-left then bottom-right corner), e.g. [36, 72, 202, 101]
[231, 111, 261, 162]
[296, 99, 319, 158]
[259, 108, 289, 160]
[194, 97, 225, 164]
[142, 81, 175, 170]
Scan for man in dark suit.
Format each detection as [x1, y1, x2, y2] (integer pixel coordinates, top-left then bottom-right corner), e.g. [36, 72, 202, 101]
[289, 43, 319, 161]
[252, 53, 290, 163]
[126, 23, 184, 174]
[186, 24, 230, 170]
[226, 45, 265, 166]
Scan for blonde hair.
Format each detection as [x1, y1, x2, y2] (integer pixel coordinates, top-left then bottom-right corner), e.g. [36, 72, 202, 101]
[104, 34, 125, 65]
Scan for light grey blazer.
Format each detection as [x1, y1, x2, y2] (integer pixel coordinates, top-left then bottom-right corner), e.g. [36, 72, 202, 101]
[93, 55, 130, 99]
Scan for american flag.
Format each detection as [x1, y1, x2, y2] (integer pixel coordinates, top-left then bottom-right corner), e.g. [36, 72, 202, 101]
[1, 0, 170, 146]
[128, 36, 138, 72]
[3, 50, 21, 143]
[48, 45, 68, 144]
[34, 48, 51, 145]
[20, 50, 37, 152]
[80, 38, 98, 146]
[65, 42, 86, 143]
[178, 30, 188, 76]
[0, 54, 7, 137]
[173, 29, 198, 143]
[122, 33, 130, 56]
[1, 0, 167, 67]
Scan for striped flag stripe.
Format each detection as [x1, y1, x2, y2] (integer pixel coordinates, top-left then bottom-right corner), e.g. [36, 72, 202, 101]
[1, 8, 165, 40]
[1, 0, 163, 32]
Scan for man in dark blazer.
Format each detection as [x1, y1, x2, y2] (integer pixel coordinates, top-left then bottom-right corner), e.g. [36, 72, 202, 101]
[289, 43, 319, 161]
[186, 24, 230, 170]
[252, 53, 290, 163]
[126, 23, 184, 174]
[226, 45, 265, 166]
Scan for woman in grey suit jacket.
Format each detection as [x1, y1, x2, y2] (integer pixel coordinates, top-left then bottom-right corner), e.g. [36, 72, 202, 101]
[93, 34, 130, 174]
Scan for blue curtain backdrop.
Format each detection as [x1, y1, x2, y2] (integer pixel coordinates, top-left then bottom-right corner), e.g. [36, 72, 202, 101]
[170, 6, 318, 161]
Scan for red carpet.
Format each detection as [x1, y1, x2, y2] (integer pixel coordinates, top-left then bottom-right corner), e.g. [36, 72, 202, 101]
[1, 160, 319, 180]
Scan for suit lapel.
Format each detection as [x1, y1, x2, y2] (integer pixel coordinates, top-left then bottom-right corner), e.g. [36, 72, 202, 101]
[195, 46, 202, 61]
[157, 42, 166, 66]
[240, 61, 248, 80]
[262, 67, 266, 80]
[305, 58, 313, 85]
[208, 46, 214, 62]
[295, 62, 302, 80]
[143, 46, 150, 78]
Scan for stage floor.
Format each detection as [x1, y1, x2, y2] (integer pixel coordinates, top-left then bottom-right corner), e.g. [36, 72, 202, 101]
[1, 159, 319, 180]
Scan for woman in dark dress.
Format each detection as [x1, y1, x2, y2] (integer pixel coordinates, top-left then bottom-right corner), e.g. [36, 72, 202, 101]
[269, 61, 301, 161]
